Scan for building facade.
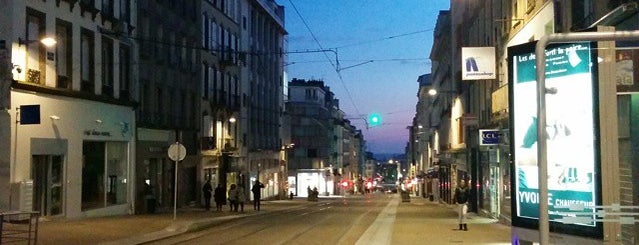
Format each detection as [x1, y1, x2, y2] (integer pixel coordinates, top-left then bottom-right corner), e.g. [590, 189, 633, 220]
[135, 0, 200, 214]
[418, 0, 639, 243]
[1, 0, 137, 218]
[198, 0, 243, 207]
[242, 0, 287, 200]
[285, 79, 364, 196]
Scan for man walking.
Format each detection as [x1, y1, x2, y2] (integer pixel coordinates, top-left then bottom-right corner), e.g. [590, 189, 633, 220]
[202, 179, 213, 211]
[252, 181, 264, 211]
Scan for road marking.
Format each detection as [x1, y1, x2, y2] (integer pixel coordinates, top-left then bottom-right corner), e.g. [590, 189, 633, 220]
[355, 196, 399, 245]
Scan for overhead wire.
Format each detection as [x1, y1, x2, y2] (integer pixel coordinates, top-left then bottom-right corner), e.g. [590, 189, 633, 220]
[287, 0, 366, 128]
[334, 29, 434, 49]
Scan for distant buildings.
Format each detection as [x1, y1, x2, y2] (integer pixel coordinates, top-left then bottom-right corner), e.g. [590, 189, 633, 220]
[285, 78, 365, 196]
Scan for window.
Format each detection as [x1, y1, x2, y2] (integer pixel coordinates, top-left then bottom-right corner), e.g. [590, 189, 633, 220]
[231, 34, 236, 63]
[214, 20, 217, 53]
[102, 0, 114, 18]
[55, 19, 72, 89]
[169, 33, 176, 65]
[119, 0, 130, 22]
[139, 81, 148, 121]
[214, 67, 218, 101]
[25, 9, 46, 85]
[181, 90, 187, 127]
[305, 89, 311, 99]
[101, 38, 114, 96]
[202, 13, 208, 49]
[81, 29, 95, 92]
[119, 45, 130, 99]
[155, 27, 163, 62]
[180, 37, 186, 69]
[155, 87, 163, 124]
[203, 64, 209, 98]
[81, 141, 129, 211]
[243, 16, 247, 30]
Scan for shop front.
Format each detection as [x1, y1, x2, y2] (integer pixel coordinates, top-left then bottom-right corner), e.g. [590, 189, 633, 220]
[10, 90, 135, 218]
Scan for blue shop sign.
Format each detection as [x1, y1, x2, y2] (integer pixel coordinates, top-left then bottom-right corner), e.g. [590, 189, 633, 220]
[479, 129, 499, 145]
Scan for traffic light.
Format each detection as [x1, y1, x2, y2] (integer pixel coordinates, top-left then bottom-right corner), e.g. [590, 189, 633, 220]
[368, 113, 382, 127]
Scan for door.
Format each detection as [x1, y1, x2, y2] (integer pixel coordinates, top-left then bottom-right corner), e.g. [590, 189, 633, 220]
[32, 155, 64, 216]
[489, 166, 500, 218]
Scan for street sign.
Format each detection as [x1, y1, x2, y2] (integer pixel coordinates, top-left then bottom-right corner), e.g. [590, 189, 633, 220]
[479, 129, 499, 145]
[167, 142, 186, 161]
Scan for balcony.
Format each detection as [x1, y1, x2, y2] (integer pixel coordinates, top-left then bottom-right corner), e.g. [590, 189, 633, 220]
[81, 80, 94, 93]
[56, 75, 70, 89]
[79, 0, 99, 19]
[212, 90, 240, 112]
[102, 84, 113, 97]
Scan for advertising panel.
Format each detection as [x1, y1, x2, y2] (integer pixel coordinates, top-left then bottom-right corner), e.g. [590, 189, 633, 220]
[509, 41, 602, 238]
[461, 47, 496, 80]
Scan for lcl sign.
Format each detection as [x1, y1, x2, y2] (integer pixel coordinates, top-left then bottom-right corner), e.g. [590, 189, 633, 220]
[479, 129, 499, 146]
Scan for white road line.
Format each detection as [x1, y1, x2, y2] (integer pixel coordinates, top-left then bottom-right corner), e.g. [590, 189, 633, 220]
[355, 196, 399, 245]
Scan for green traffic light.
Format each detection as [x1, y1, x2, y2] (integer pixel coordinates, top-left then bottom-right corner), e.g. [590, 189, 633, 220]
[368, 113, 382, 126]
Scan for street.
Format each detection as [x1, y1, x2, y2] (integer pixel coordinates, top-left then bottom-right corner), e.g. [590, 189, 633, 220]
[151, 193, 511, 245]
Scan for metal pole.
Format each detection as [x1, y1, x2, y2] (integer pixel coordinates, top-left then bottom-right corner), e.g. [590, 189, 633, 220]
[173, 142, 179, 220]
[535, 30, 639, 245]
[535, 38, 550, 245]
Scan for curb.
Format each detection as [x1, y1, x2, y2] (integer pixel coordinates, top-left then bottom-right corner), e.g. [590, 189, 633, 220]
[99, 201, 315, 245]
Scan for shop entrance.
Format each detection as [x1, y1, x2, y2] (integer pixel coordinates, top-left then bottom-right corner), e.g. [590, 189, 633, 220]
[489, 166, 500, 218]
[32, 155, 64, 216]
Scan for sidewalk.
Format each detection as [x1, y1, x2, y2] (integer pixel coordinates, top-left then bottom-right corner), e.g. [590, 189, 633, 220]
[393, 196, 512, 244]
[35, 195, 511, 245]
[36, 198, 310, 245]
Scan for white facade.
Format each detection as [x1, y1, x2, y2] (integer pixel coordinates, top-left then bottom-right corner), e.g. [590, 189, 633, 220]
[1, 0, 137, 218]
[9, 91, 135, 218]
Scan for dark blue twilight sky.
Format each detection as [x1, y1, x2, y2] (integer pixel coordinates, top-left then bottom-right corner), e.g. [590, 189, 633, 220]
[280, 1, 451, 154]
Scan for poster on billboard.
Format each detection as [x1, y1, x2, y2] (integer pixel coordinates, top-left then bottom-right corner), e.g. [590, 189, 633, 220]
[461, 47, 496, 80]
[509, 41, 601, 237]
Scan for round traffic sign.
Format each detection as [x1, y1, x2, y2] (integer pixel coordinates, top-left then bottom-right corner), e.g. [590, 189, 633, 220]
[168, 142, 186, 161]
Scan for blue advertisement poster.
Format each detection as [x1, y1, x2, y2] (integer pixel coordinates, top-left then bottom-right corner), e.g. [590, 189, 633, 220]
[511, 42, 598, 227]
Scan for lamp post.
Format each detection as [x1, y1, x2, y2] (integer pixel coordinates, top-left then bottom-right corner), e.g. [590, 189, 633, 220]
[18, 37, 57, 47]
[427, 88, 457, 96]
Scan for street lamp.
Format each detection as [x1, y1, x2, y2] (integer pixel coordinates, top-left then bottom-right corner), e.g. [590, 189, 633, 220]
[19, 37, 56, 47]
[428, 88, 456, 96]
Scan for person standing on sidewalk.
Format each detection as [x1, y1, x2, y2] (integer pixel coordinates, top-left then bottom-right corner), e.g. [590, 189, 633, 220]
[228, 184, 238, 212]
[454, 179, 470, 231]
[214, 184, 225, 211]
[237, 184, 247, 212]
[252, 181, 264, 211]
[202, 179, 213, 211]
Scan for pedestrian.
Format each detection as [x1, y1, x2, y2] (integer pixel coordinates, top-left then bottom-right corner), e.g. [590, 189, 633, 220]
[237, 184, 247, 212]
[228, 184, 238, 212]
[143, 182, 156, 214]
[289, 191, 294, 200]
[252, 181, 265, 211]
[202, 179, 213, 211]
[454, 179, 470, 231]
[214, 184, 225, 211]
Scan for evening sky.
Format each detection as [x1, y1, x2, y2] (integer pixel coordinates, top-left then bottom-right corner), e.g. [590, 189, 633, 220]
[280, 0, 450, 154]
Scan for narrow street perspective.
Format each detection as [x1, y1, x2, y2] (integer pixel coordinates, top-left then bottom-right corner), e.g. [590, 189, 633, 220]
[1, 0, 638, 244]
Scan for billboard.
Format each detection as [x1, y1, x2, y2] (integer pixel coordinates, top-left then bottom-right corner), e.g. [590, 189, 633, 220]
[509, 41, 602, 238]
[461, 47, 496, 80]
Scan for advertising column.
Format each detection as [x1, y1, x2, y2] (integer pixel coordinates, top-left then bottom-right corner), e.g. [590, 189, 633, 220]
[509, 41, 602, 239]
